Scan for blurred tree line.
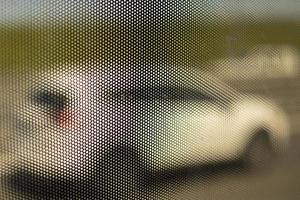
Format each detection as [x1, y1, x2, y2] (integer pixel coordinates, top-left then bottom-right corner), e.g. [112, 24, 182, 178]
[0, 19, 299, 71]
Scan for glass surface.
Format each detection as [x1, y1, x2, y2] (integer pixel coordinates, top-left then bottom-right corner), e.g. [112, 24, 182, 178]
[0, 1, 299, 199]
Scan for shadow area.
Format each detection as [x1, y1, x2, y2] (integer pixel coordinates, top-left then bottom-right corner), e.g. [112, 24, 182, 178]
[141, 159, 249, 190]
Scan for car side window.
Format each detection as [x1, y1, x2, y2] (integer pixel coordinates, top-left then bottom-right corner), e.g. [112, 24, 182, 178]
[108, 85, 215, 102]
[182, 87, 214, 102]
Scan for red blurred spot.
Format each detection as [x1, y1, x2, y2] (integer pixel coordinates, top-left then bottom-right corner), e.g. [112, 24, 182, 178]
[56, 110, 75, 128]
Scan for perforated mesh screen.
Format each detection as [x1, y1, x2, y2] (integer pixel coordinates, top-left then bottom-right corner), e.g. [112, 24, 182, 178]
[0, 1, 299, 199]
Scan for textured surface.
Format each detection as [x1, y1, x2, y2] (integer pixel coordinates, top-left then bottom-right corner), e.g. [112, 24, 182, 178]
[0, 1, 299, 200]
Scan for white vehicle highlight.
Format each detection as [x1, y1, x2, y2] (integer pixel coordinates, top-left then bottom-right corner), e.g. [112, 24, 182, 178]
[1, 64, 290, 198]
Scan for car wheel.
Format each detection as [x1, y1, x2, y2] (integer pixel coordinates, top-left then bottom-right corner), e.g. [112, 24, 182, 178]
[242, 130, 274, 169]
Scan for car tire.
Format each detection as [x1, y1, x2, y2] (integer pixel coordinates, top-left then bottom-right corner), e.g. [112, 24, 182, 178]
[242, 130, 274, 169]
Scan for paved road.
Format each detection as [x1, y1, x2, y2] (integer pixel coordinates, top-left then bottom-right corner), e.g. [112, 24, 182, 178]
[137, 134, 300, 200]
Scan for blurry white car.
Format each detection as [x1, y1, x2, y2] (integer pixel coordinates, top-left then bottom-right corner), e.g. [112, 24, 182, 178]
[209, 45, 299, 80]
[2, 65, 290, 198]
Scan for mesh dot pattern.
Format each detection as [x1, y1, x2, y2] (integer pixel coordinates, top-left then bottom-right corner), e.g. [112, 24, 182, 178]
[0, 1, 299, 200]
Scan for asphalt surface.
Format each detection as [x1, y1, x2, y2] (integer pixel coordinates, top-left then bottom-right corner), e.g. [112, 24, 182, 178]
[137, 134, 300, 200]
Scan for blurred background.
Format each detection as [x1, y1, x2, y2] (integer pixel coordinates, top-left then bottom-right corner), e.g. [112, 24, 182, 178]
[0, 1, 300, 199]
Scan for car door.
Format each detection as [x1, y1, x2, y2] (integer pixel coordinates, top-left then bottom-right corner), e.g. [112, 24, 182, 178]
[142, 86, 233, 171]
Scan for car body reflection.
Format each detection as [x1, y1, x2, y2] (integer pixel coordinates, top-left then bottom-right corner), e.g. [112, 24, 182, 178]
[0, 64, 290, 199]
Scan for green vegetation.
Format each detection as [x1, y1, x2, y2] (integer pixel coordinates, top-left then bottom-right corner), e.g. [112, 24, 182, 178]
[0, 20, 299, 71]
